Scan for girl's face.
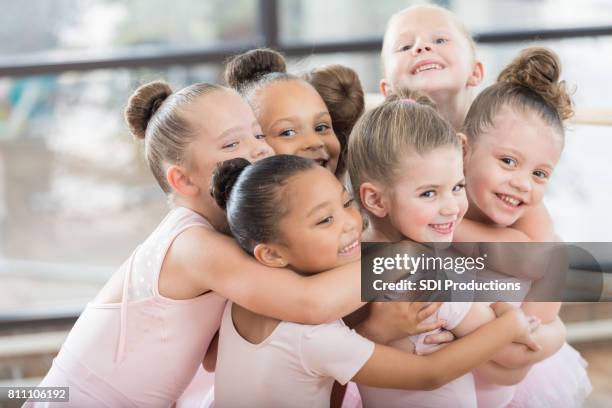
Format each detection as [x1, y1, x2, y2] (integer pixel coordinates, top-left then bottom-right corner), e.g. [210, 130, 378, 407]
[272, 166, 362, 273]
[185, 89, 273, 196]
[463, 106, 563, 226]
[255, 80, 340, 173]
[381, 7, 480, 97]
[384, 145, 468, 243]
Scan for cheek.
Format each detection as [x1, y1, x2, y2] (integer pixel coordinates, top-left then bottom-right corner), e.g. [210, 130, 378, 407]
[265, 138, 296, 155]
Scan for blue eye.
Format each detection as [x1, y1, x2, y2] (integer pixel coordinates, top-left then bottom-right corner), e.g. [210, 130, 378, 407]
[317, 216, 333, 226]
[279, 129, 296, 137]
[420, 190, 435, 198]
[452, 183, 465, 192]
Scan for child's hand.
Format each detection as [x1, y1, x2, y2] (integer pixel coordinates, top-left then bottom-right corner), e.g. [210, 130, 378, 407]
[490, 302, 541, 352]
[364, 301, 445, 344]
[417, 330, 456, 355]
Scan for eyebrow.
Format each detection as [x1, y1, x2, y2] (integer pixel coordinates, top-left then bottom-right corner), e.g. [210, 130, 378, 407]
[306, 186, 347, 217]
[216, 126, 242, 141]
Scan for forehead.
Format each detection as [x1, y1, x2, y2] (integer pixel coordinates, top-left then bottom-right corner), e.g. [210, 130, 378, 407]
[259, 79, 326, 112]
[479, 107, 564, 159]
[396, 146, 463, 185]
[284, 166, 340, 211]
[185, 89, 255, 134]
[387, 7, 463, 39]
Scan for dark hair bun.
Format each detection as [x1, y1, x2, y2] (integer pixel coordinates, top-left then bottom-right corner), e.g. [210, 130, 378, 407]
[211, 158, 251, 210]
[303, 65, 365, 137]
[387, 88, 437, 110]
[124, 80, 172, 140]
[498, 47, 573, 120]
[224, 48, 287, 90]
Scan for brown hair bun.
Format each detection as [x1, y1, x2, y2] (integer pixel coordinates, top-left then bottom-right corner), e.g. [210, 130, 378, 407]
[124, 80, 173, 140]
[224, 48, 287, 90]
[498, 47, 573, 120]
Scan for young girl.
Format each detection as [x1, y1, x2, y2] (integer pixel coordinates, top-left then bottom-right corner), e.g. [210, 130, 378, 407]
[345, 92, 547, 407]
[458, 47, 592, 407]
[225, 48, 364, 178]
[381, 6, 585, 404]
[29, 81, 440, 407]
[211, 153, 534, 407]
[379, 4, 483, 132]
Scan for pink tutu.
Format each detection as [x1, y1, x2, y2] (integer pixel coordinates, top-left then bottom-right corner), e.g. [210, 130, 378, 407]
[341, 382, 363, 408]
[509, 343, 592, 408]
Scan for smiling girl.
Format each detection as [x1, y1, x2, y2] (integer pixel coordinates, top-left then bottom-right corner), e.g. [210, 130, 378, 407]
[211, 154, 534, 408]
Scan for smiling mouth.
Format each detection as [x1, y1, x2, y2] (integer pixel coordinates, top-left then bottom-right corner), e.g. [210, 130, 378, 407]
[428, 222, 455, 235]
[339, 239, 360, 256]
[412, 63, 444, 74]
[495, 193, 524, 208]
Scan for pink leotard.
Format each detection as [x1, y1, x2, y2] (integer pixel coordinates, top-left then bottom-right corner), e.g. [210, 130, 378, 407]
[28, 207, 226, 407]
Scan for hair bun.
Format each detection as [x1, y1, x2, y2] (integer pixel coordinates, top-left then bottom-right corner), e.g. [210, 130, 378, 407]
[304, 64, 365, 137]
[124, 80, 173, 140]
[387, 88, 437, 110]
[224, 48, 287, 90]
[211, 158, 251, 210]
[498, 47, 574, 120]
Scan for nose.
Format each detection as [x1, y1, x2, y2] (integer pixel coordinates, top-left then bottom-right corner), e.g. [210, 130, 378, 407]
[301, 131, 325, 153]
[249, 137, 273, 162]
[411, 37, 432, 55]
[509, 173, 532, 193]
[440, 195, 460, 217]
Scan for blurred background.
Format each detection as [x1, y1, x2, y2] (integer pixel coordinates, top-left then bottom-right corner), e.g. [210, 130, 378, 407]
[0, 0, 610, 406]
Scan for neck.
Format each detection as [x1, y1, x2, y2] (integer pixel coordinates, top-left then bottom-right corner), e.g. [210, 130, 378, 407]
[427, 88, 472, 132]
[363, 216, 404, 243]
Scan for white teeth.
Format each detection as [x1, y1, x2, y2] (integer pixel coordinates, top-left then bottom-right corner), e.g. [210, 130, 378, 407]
[430, 222, 452, 231]
[414, 63, 443, 74]
[339, 240, 359, 254]
[498, 194, 521, 207]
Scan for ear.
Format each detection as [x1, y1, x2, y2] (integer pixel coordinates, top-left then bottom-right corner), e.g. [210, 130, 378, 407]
[456, 132, 471, 161]
[467, 60, 484, 87]
[253, 243, 289, 268]
[166, 164, 200, 197]
[379, 79, 393, 97]
[360, 182, 388, 218]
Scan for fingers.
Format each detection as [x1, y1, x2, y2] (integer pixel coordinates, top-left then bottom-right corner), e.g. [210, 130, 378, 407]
[416, 345, 443, 355]
[519, 334, 542, 352]
[414, 319, 446, 334]
[416, 302, 442, 322]
[423, 330, 455, 345]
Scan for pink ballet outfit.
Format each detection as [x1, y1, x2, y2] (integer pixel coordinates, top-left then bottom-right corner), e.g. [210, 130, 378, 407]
[508, 342, 592, 408]
[358, 302, 477, 408]
[26, 207, 227, 407]
[215, 302, 375, 408]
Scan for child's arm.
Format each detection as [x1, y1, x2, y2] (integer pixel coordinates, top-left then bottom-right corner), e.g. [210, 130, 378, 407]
[170, 227, 363, 324]
[355, 302, 446, 344]
[352, 303, 529, 390]
[490, 315, 566, 369]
